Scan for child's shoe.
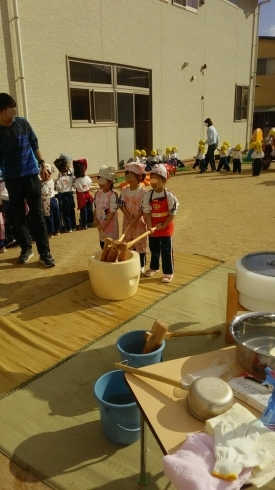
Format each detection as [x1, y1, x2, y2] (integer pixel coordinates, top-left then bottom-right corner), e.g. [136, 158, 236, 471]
[145, 269, 159, 277]
[140, 266, 145, 274]
[0, 247, 7, 253]
[162, 274, 173, 283]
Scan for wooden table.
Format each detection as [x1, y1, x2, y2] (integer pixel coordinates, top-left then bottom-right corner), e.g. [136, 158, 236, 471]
[125, 346, 259, 485]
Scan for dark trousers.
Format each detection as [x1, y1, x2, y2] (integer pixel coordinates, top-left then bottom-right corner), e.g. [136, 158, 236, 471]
[252, 158, 262, 176]
[79, 201, 94, 227]
[217, 157, 230, 172]
[57, 192, 76, 231]
[233, 159, 241, 173]
[192, 158, 200, 169]
[148, 236, 173, 275]
[199, 158, 205, 172]
[45, 197, 61, 234]
[5, 174, 50, 255]
[205, 144, 217, 171]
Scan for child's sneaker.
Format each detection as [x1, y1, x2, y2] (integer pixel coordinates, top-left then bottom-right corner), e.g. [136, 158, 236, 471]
[140, 266, 145, 274]
[162, 274, 173, 283]
[0, 247, 7, 254]
[18, 249, 34, 263]
[145, 269, 159, 277]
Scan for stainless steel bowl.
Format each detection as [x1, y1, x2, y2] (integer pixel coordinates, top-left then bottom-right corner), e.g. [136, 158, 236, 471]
[186, 377, 234, 421]
[230, 312, 275, 379]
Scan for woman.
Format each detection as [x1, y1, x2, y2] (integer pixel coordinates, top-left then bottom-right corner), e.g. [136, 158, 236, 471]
[204, 118, 219, 171]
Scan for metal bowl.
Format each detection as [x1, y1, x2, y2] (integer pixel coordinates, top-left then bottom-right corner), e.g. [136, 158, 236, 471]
[230, 312, 275, 379]
[186, 377, 234, 421]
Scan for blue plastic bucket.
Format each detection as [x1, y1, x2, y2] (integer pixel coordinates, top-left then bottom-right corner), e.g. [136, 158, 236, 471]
[116, 330, 165, 368]
[94, 370, 140, 446]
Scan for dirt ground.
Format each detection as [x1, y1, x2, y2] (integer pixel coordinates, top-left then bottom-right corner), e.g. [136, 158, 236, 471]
[1, 162, 275, 489]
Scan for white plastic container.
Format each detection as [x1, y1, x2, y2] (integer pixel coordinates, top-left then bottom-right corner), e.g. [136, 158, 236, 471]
[88, 250, 140, 300]
[235, 252, 275, 311]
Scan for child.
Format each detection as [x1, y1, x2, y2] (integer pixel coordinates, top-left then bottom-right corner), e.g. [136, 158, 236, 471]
[0, 171, 17, 248]
[170, 146, 185, 168]
[134, 150, 141, 163]
[119, 162, 147, 272]
[164, 147, 172, 163]
[216, 145, 230, 172]
[54, 155, 76, 232]
[41, 163, 61, 237]
[223, 141, 232, 167]
[94, 166, 119, 249]
[73, 159, 93, 229]
[251, 143, 264, 176]
[231, 144, 243, 174]
[0, 204, 5, 253]
[193, 140, 205, 170]
[197, 144, 207, 173]
[140, 150, 147, 164]
[142, 164, 179, 283]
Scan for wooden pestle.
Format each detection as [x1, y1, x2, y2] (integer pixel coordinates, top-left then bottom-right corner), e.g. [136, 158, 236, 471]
[144, 328, 222, 341]
[101, 237, 113, 261]
[114, 362, 183, 389]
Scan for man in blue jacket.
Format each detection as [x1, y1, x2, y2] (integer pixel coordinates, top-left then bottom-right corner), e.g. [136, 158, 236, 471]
[0, 93, 55, 266]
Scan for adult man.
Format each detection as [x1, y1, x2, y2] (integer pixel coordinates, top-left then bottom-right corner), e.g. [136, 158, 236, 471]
[0, 93, 55, 266]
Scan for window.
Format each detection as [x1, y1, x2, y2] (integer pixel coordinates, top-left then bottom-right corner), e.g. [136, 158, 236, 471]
[234, 85, 248, 121]
[70, 89, 91, 121]
[68, 58, 150, 126]
[257, 58, 275, 76]
[70, 61, 112, 84]
[172, 0, 198, 10]
[93, 92, 115, 123]
[116, 68, 149, 88]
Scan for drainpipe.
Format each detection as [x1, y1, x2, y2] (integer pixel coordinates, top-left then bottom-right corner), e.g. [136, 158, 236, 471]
[12, 0, 28, 119]
[247, 0, 271, 148]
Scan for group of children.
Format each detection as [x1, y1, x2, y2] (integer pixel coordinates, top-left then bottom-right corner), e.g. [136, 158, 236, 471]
[1, 157, 179, 283]
[132, 147, 185, 171]
[95, 162, 179, 283]
[192, 139, 273, 176]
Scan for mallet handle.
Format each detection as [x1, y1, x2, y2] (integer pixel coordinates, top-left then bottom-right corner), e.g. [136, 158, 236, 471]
[114, 362, 183, 389]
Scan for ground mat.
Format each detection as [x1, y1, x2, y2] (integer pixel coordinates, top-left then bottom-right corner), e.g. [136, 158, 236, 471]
[0, 252, 221, 397]
[0, 264, 229, 490]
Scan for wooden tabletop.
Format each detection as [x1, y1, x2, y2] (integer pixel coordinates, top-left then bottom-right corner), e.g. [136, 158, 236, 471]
[125, 346, 259, 455]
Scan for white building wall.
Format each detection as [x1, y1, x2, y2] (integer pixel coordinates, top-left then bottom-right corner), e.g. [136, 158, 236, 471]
[1, 0, 257, 173]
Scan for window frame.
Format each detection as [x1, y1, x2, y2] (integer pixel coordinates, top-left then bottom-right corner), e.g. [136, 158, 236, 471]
[234, 85, 248, 122]
[67, 57, 150, 128]
[172, 0, 198, 13]
[257, 58, 275, 76]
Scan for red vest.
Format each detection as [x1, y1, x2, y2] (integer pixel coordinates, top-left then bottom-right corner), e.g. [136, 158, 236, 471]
[149, 190, 174, 237]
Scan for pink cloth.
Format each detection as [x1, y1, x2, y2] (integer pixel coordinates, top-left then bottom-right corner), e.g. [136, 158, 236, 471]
[163, 433, 251, 490]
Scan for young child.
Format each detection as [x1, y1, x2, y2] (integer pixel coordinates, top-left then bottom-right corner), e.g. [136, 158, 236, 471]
[119, 162, 147, 272]
[73, 159, 93, 229]
[164, 147, 172, 163]
[0, 204, 5, 253]
[54, 155, 76, 232]
[197, 144, 207, 173]
[94, 166, 119, 249]
[0, 170, 17, 248]
[41, 163, 61, 237]
[134, 150, 141, 163]
[142, 164, 179, 283]
[140, 150, 147, 164]
[251, 143, 264, 176]
[192, 140, 205, 170]
[232, 144, 243, 174]
[170, 146, 185, 168]
[223, 141, 232, 167]
[216, 145, 230, 172]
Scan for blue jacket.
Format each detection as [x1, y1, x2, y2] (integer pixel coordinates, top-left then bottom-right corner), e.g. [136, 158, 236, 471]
[0, 117, 39, 179]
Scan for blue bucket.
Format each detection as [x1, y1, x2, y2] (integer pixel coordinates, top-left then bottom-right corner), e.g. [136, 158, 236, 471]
[116, 329, 165, 368]
[94, 370, 140, 446]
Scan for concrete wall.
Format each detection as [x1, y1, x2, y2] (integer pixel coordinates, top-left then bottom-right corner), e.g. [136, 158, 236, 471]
[1, 0, 257, 173]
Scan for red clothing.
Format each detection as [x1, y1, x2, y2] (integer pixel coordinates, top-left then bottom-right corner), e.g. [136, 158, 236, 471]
[150, 192, 174, 237]
[76, 190, 93, 210]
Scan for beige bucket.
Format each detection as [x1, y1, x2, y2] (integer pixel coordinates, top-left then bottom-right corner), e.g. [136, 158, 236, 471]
[88, 250, 140, 300]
